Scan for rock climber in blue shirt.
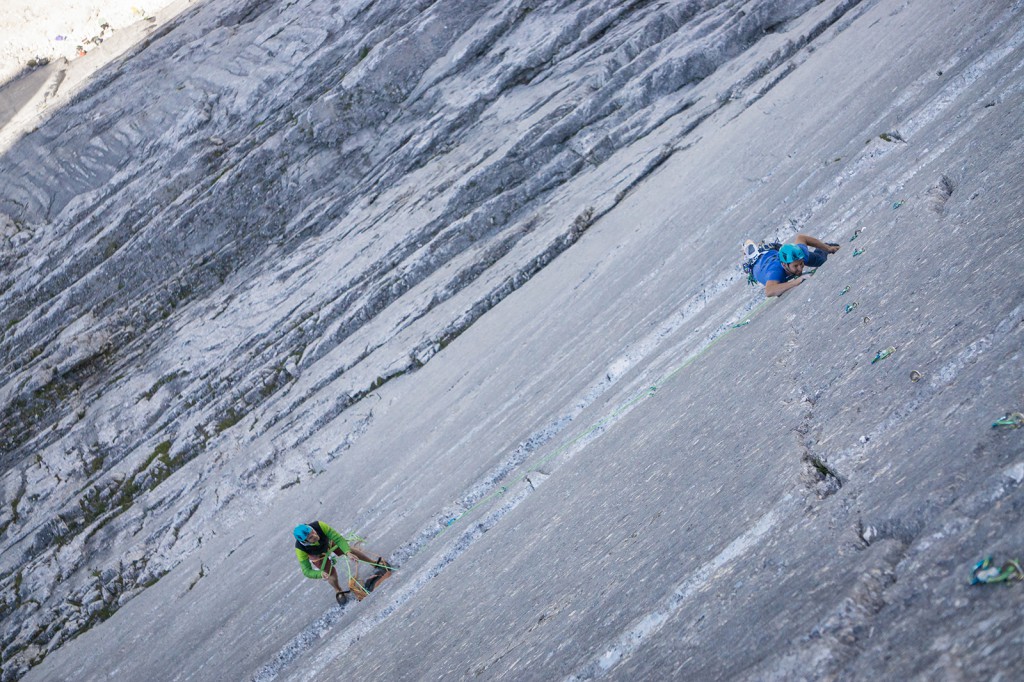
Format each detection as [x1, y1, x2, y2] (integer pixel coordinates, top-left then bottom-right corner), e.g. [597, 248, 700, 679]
[752, 234, 840, 297]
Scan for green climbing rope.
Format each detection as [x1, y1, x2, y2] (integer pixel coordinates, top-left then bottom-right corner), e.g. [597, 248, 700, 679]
[432, 297, 773, 538]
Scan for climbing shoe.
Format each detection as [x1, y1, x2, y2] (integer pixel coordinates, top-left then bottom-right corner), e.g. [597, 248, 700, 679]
[373, 557, 394, 576]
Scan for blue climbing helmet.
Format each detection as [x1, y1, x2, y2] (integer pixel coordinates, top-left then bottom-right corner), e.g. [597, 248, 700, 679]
[778, 244, 805, 263]
[293, 524, 313, 544]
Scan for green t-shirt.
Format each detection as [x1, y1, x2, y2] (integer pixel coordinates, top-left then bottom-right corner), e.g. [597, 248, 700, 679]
[294, 521, 351, 579]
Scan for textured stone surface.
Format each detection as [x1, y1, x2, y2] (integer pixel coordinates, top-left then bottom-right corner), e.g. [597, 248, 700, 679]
[1, 0, 1023, 680]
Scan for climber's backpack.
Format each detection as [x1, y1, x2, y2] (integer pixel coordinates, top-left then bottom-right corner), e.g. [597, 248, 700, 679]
[741, 240, 781, 285]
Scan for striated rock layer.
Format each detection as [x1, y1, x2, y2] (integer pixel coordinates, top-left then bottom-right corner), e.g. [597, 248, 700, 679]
[1, 0, 1023, 680]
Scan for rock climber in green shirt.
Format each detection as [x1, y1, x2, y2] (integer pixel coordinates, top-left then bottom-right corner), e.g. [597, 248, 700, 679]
[293, 521, 394, 604]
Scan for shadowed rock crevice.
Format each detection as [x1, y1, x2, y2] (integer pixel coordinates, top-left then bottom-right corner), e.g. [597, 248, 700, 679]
[926, 173, 956, 215]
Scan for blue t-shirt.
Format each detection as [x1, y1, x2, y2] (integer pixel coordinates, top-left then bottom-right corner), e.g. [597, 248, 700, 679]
[753, 244, 809, 285]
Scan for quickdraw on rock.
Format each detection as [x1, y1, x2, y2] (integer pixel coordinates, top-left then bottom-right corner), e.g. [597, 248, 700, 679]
[992, 412, 1024, 429]
[844, 302, 858, 314]
[871, 346, 896, 363]
[892, 200, 905, 209]
[850, 229, 861, 242]
[971, 556, 1024, 585]
[853, 248, 865, 257]
[839, 285, 851, 296]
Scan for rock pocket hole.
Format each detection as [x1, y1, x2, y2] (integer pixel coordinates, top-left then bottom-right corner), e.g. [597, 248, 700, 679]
[803, 453, 842, 498]
[927, 174, 956, 214]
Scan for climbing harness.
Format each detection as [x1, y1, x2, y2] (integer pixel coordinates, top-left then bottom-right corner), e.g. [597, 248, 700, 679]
[992, 412, 1024, 429]
[871, 346, 896, 363]
[971, 556, 1024, 585]
[314, 534, 368, 571]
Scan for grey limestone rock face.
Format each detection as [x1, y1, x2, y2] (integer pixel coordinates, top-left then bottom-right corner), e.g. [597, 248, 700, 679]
[2, 0, 1024, 680]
